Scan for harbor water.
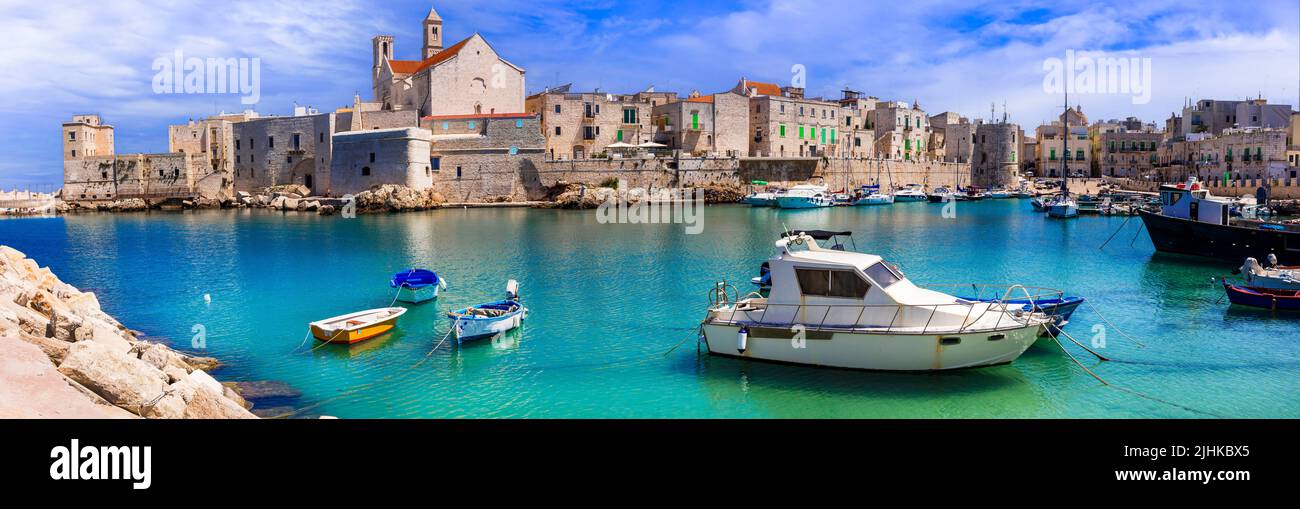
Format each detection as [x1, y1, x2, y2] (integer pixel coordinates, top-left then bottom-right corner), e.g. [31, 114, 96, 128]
[2, 200, 1297, 418]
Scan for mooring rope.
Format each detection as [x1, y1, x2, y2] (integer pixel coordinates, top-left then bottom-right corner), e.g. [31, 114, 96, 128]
[1082, 299, 1147, 348]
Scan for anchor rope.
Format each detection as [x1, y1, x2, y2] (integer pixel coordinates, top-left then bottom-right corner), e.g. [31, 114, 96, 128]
[1082, 299, 1147, 348]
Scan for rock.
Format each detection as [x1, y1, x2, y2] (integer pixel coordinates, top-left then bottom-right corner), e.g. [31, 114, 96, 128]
[58, 341, 168, 416]
[0, 246, 25, 264]
[136, 342, 191, 373]
[283, 198, 300, 211]
[318, 204, 336, 216]
[163, 365, 188, 384]
[183, 355, 221, 372]
[145, 370, 256, 419]
[236, 191, 251, 200]
[269, 196, 286, 210]
[85, 317, 133, 354]
[222, 385, 253, 410]
[46, 310, 82, 342]
[223, 380, 302, 400]
[304, 200, 319, 211]
[16, 331, 72, 364]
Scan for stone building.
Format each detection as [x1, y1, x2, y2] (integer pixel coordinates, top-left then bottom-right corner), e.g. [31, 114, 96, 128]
[971, 119, 1020, 188]
[231, 108, 335, 194]
[835, 89, 878, 158]
[167, 115, 245, 199]
[744, 79, 843, 158]
[334, 95, 420, 133]
[62, 115, 114, 159]
[371, 5, 525, 117]
[421, 113, 546, 201]
[1288, 112, 1300, 169]
[653, 90, 749, 157]
[62, 114, 219, 203]
[871, 100, 929, 161]
[1187, 128, 1292, 181]
[330, 127, 433, 196]
[1035, 106, 1090, 177]
[928, 112, 972, 163]
[524, 84, 677, 160]
[1099, 130, 1163, 178]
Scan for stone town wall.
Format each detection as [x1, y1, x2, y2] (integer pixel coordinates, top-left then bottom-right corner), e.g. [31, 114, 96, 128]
[62, 156, 119, 202]
[528, 157, 972, 195]
[429, 116, 548, 202]
[63, 153, 213, 203]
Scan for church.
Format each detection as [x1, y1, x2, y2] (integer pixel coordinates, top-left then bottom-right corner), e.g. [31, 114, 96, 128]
[371, 5, 526, 117]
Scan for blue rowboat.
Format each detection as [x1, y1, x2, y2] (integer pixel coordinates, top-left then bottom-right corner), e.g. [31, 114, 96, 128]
[960, 295, 1085, 336]
[446, 280, 528, 343]
[1222, 281, 1300, 311]
[390, 269, 446, 304]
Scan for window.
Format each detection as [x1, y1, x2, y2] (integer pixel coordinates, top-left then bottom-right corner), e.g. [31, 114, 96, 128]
[431, 157, 440, 171]
[71, 150, 76, 157]
[691, 112, 699, 130]
[292, 134, 300, 150]
[361, 166, 371, 176]
[794, 268, 871, 299]
[623, 108, 638, 124]
[250, 139, 254, 149]
[69, 132, 75, 140]
[798, 126, 805, 139]
[1050, 149, 1057, 161]
[237, 155, 241, 163]
[456, 167, 462, 178]
[287, 156, 292, 164]
[320, 132, 325, 143]
[236, 139, 240, 150]
[268, 136, 274, 148]
[779, 124, 786, 137]
[554, 104, 561, 114]
[863, 263, 901, 288]
[1076, 150, 1084, 160]
[369, 152, 376, 163]
[616, 130, 623, 142]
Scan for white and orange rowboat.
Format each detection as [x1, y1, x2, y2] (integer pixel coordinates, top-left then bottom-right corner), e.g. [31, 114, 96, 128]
[309, 307, 407, 344]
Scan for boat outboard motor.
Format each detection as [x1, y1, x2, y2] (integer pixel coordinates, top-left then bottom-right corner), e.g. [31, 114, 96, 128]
[506, 279, 520, 300]
[1268, 253, 1279, 268]
[737, 327, 749, 354]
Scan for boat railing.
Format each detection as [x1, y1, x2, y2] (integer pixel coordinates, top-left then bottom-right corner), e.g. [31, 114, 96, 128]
[709, 299, 1038, 335]
[919, 283, 1066, 303]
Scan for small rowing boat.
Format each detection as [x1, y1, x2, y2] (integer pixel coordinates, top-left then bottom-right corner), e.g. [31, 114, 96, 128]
[391, 268, 446, 303]
[1237, 256, 1300, 291]
[310, 307, 408, 344]
[447, 280, 529, 343]
[959, 294, 1085, 336]
[1222, 281, 1300, 312]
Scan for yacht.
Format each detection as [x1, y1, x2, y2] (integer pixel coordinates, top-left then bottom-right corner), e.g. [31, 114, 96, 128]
[1046, 195, 1079, 218]
[892, 184, 928, 202]
[854, 188, 894, 206]
[775, 184, 834, 209]
[927, 187, 954, 203]
[702, 233, 1051, 371]
[740, 190, 781, 207]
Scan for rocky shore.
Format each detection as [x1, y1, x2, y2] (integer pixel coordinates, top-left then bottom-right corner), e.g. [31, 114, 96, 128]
[537, 182, 745, 209]
[0, 246, 256, 419]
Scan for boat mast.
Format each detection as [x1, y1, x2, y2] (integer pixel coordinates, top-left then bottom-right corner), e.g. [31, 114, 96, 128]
[1061, 88, 1069, 197]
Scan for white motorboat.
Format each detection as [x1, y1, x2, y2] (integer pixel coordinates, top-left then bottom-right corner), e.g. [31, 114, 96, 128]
[741, 190, 780, 207]
[1239, 256, 1300, 291]
[927, 187, 954, 203]
[892, 184, 927, 202]
[701, 233, 1051, 371]
[854, 191, 894, 206]
[1046, 195, 1078, 218]
[775, 184, 834, 209]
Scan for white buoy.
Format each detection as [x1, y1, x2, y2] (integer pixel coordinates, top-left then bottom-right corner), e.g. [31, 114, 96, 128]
[203, 294, 211, 305]
[737, 327, 749, 354]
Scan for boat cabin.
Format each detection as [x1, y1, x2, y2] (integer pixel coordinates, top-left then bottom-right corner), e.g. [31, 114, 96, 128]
[758, 233, 984, 329]
[1159, 179, 1232, 226]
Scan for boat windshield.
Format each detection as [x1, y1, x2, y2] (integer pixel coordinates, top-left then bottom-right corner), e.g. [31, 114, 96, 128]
[864, 262, 902, 288]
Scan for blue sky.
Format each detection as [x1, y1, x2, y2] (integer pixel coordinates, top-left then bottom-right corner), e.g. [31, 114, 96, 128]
[1, 0, 1297, 188]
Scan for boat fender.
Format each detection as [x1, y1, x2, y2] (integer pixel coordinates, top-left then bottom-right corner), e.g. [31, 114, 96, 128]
[737, 327, 749, 354]
[439, 278, 448, 290]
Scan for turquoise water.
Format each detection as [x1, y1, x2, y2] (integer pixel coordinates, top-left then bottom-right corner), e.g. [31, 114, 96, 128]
[2, 201, 1297, 418]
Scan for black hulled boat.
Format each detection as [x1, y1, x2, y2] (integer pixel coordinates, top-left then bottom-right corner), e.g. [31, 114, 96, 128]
[1138, 178, 1300, 264]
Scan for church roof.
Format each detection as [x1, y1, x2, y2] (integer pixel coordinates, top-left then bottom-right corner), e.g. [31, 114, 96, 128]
[386, 34, 473, 75]
[426, 6, 441, 20]
[685, 95, 715, 104]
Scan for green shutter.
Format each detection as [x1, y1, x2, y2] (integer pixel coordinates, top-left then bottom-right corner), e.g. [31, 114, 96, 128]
[616, 130, 623, 142]
[779, 124, 786, 137]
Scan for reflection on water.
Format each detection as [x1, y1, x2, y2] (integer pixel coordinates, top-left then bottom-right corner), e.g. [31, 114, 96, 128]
[0, 202, 1296, 418]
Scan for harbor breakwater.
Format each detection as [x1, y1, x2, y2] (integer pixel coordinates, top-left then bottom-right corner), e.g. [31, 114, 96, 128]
[41, 157, 970, 214]
[0, 246, 257, 418]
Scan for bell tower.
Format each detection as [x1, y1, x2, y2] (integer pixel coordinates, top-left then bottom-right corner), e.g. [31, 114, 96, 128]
[422, 6, 443, 59]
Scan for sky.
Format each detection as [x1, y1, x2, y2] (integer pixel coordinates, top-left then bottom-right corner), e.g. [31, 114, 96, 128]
[0, 0, 1297, 188]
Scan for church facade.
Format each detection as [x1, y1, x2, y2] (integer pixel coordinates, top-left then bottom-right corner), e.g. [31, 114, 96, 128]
[371, 6, 526, 118]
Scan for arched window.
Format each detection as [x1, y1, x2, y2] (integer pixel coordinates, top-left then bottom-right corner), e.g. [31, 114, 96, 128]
[361, 166, 371, 176]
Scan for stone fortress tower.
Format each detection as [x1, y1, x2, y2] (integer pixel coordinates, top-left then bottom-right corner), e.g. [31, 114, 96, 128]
[971, 111, 1021, 188]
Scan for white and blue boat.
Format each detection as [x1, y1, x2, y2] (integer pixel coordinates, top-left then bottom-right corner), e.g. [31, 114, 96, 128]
[959, 294, 1085, 336]
[391, 269, 446, 303]
[775, 183, 834, 209]
[447, 280, 528, 343]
